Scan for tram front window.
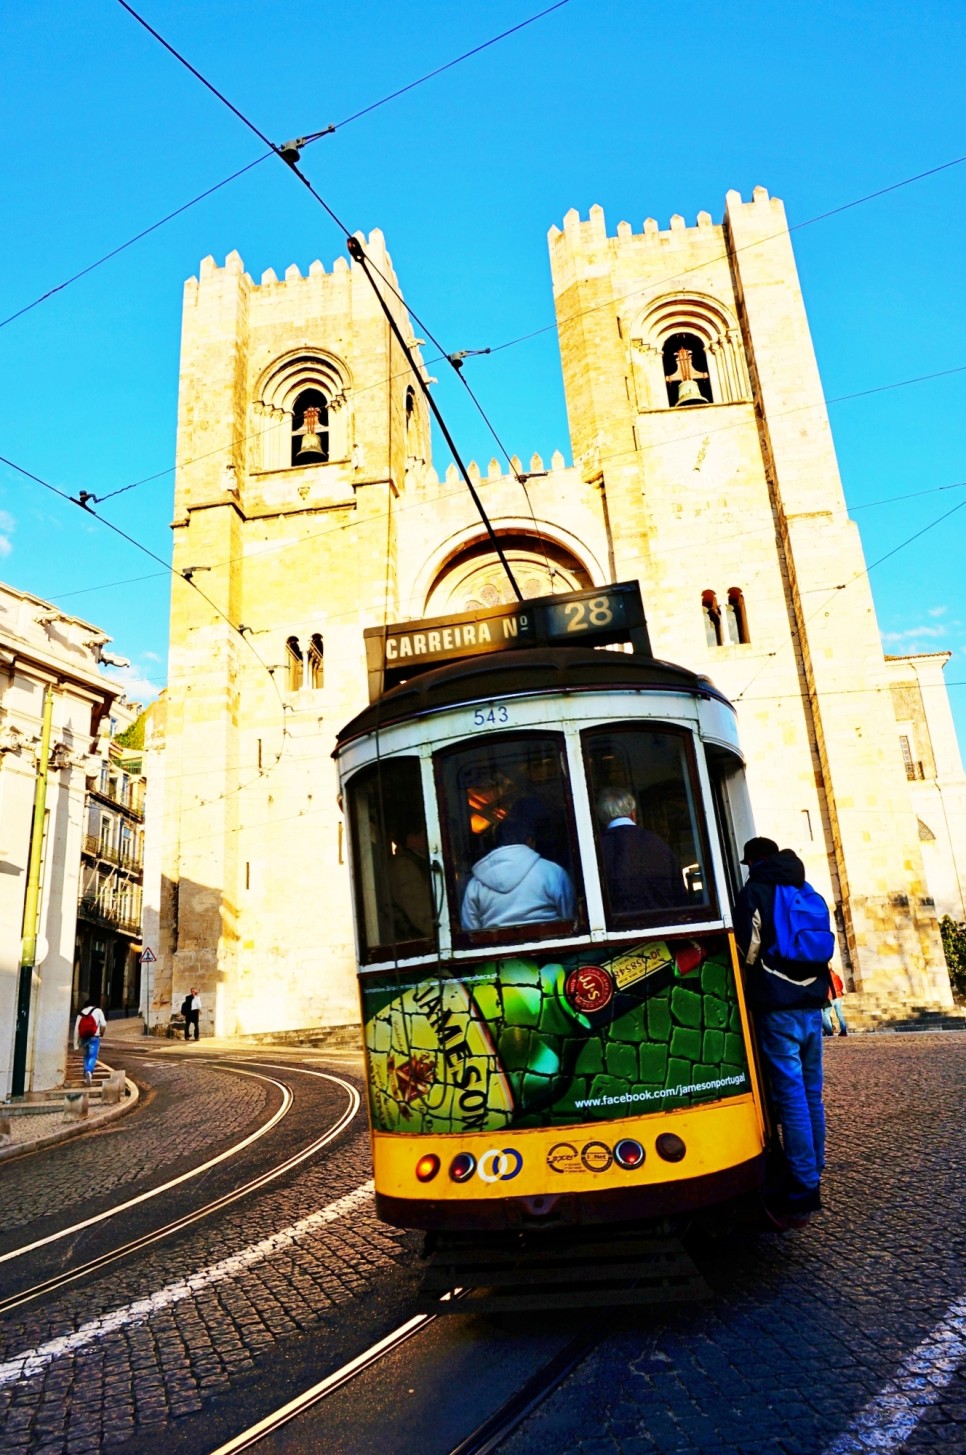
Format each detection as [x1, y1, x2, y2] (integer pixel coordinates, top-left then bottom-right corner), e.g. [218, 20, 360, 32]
[583, 725, 715, 927]
[346, 757, 434, 962]
[436, 733, 583, 943]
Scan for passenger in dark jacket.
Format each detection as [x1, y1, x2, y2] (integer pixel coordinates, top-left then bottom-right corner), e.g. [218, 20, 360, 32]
[734, 837, 831, 1218]
[596, 789, 686, 915]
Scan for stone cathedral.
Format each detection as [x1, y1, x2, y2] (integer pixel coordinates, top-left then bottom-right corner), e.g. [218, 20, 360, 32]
[144, 185, 963, 1037]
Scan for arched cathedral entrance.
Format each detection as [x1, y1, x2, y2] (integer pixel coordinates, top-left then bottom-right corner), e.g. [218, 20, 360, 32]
[424, 533, 593, 616]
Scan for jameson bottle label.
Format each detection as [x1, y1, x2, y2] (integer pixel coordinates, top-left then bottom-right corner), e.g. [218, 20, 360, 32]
[363, 933, 749, 1135]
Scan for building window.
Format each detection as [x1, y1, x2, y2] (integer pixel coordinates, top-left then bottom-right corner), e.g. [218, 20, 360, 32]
[663, 331, 713, 407]
[100, 816, 114, 856]
[900, 735, 923, 781]
[286, 636, 303, 692]
[702, 590, 722, 647]
[285, 633, 325, 691]
[291, 388, 330, 466]
[725, 588, 750, 644]
[307, 633, 324, 689]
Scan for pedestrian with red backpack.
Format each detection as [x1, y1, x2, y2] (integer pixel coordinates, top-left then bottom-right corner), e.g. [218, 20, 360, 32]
[73, 1001, 107, 1086]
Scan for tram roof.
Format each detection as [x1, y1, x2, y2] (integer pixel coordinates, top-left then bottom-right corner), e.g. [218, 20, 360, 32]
[334, 646, 733, 750]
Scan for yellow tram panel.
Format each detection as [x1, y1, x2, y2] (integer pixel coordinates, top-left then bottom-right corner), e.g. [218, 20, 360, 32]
[371, 1094, 763, 1202]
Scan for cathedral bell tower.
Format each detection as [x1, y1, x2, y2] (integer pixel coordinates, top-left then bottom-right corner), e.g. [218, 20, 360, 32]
[154, 235, 430, 1035]
[548, 188, 950, 1004]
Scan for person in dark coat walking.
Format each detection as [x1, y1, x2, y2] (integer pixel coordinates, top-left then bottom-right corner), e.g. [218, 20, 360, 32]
[733, 837, 832, 1218]
[182, 988, 201, 1041]
[596, 789, 686, 915]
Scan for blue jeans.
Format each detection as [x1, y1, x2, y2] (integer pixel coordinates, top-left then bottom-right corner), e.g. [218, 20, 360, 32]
[756, 1009, 825, 1190]
[82, 1035, 100, 1078]
[822, 999, 848, 1034]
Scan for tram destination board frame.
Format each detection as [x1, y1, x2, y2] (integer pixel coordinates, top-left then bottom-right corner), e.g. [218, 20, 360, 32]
[365, 581, 651, 700]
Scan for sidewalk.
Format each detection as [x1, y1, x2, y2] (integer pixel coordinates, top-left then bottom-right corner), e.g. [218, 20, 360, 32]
[0, 1021, 142, 1164]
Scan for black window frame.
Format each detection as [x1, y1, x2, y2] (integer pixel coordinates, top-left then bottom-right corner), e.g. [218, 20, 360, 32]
[581, 721, 718, 931]
[346, 756, 436, 965]
[433, 728, 587, 950]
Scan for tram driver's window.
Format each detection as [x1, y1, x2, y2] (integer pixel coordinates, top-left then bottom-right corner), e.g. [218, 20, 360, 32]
[436, 734, 583, 943]
[583, 725, 715, 927]
[346, 757, 434, 962]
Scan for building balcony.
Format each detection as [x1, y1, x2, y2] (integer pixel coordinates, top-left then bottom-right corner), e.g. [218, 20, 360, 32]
[91, 782, 145, 821]
[82, 835, 143, 873]
[78, 895, 141, 936]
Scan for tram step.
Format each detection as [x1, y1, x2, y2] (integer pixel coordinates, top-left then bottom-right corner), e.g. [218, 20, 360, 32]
[418, 1232, 708, 1313]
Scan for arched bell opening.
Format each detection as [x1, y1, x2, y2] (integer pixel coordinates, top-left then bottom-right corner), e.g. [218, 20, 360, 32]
[291, 388, 330, 466]
[663, 332, 713, 407]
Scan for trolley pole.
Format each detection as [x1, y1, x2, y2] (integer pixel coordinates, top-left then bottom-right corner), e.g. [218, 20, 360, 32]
[11, 683, 54, 1097]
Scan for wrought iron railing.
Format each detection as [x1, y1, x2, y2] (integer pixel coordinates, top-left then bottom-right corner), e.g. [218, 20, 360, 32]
[82, 834, 143, 871]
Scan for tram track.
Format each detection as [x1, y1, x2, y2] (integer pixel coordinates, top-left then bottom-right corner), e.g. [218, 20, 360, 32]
[0, 1064, 362, 1316]
[205, 1291, 600, 1455]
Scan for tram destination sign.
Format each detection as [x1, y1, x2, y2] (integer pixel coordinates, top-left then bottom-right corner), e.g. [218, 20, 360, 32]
[365, 581, 650, 699]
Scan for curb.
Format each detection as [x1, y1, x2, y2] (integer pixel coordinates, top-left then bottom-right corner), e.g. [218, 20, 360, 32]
[0, 1066, 140, 1164]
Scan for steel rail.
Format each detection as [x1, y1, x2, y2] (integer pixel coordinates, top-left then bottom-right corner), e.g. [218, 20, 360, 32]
[208, 1291, 466, 1454]
[206, 1291, 596, 1455]
[0, 1066, 360, 1314]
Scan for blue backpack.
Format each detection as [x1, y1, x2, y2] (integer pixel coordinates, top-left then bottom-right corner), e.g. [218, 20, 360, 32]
[769, 882, 835, 963]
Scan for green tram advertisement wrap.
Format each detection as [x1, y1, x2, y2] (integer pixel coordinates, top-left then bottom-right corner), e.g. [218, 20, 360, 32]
[363, 932, 750, 1136]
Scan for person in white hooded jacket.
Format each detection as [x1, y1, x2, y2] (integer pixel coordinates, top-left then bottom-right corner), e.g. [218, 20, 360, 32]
[461, 798, 576, 931]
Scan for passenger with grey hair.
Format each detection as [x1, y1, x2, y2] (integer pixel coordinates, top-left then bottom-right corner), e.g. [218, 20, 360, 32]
[596, 788, 686, 915]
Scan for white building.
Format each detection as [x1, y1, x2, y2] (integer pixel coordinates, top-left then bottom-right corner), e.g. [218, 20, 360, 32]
[0, 582, 119, 1096]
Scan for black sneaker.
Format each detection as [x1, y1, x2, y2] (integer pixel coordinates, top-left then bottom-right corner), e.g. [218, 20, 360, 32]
[785, 1184, 823, 1214]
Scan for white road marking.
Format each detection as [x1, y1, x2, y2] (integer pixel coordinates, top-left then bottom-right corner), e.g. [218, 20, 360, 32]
[823, 1293, 966, 1453]
[0, 1181, 375, 1388]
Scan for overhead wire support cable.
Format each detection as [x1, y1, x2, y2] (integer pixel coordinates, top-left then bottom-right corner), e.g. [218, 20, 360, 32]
[116, 0, 527, 600]
[346, 236, 523, 600]
[3, 7, 568, 335]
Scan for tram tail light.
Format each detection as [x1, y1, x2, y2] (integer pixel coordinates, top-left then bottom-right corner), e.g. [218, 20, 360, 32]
[655, 1133, 686, 1163]
[614, 1138, 645, 1169]
[449, 1152, 476, 1183]
[415, 1153, 441, 1182]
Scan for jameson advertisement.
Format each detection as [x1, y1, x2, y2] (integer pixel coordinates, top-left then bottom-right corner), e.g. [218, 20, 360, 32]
[363, 934, 750, 1134]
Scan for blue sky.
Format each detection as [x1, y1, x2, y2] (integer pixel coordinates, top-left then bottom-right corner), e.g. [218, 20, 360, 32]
[1, 1, 964, 745]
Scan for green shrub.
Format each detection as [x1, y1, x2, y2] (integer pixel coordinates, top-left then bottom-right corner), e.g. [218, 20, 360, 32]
[939, 916, 966, 1003]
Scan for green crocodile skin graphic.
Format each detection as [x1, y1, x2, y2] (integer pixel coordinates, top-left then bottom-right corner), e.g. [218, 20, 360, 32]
[363, 934, 749, 1134]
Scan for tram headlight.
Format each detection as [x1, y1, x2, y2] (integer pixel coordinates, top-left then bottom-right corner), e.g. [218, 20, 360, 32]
[415, 1153, 441, 1182]
[655, 1133, 686, 1163]
[614, 1138, 645, 1170]
[449, 1152, 476, 1183]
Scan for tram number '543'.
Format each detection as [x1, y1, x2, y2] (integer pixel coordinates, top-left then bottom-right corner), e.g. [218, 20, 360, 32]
[473, 704, 509, 728]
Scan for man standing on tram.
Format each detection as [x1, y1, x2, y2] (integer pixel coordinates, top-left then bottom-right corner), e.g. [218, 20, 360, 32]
[733, 836, 833, 1221]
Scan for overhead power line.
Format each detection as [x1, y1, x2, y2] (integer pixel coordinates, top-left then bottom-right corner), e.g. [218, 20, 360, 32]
[117, 0, 536, 601]
[0, 3, 571, 334]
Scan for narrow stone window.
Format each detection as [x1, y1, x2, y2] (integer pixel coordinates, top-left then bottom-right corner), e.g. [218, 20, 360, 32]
[899, 735, 921, 781]
[702, 590, 722, 647]
[291, 388, 329, 466]
[663, 332, 713, 407]
[725, 587, 750, 644]
[286, 636, 303, 692]
[307, 633, 324, 689]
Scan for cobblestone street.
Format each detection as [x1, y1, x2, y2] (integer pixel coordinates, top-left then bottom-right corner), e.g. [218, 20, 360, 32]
[501, 1034, 966, 1454]
[0, 1035, 963, 1454]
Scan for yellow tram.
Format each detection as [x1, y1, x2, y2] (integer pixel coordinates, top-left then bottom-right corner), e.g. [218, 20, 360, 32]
[334, 583, 768, 1232]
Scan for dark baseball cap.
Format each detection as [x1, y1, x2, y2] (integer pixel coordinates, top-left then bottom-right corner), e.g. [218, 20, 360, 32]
[740, 836, 779, 865]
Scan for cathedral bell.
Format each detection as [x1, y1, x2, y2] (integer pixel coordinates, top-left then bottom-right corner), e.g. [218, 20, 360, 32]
[294, 406, 325, 461]
[665, 346, 711, 407]
[674, 378, 709, 407]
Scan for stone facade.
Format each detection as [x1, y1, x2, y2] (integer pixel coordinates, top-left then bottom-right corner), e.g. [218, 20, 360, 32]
[150, 191, 957, 1036]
